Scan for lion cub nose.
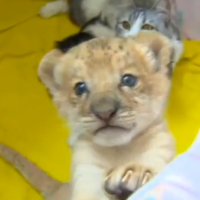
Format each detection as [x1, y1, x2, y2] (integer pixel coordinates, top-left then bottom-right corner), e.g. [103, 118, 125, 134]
[90, 95, 119, 121]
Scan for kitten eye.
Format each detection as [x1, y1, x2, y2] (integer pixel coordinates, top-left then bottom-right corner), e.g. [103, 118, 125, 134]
[121, 74, 138, 87]
[121, 21, 131, 30]
[142, 24, 154, 30]
[74, 82, 88, 96]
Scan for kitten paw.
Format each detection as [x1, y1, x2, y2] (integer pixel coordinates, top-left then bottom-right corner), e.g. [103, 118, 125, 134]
[104, 164, 154, 200]
[39, 1, 68, 18]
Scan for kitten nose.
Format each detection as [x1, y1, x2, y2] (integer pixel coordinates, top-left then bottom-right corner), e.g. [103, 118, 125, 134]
[90, 95, 119, 121]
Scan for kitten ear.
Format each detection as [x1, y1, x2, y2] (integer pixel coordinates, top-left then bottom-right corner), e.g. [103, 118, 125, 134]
[135, 32, 174, 77]
[38, 49, 63, 94]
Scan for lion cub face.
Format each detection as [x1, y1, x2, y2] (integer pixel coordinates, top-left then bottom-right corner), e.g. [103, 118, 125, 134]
[39, 32, 174, 147]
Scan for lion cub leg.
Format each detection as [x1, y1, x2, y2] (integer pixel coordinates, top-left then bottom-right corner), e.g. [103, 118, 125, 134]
[70, 164, 109, 200]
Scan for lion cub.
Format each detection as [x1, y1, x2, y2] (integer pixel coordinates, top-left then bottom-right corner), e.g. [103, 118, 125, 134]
[41, 31, 176, 200]
[0, 32, 175, 200]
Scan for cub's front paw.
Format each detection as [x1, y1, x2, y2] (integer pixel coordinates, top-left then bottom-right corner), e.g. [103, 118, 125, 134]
[104, 164, 155, 200]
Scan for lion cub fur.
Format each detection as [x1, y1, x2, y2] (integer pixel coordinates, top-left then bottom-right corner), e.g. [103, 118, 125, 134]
[0, 32, 176, 200]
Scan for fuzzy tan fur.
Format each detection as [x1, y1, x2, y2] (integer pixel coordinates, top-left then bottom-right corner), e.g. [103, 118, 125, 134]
[0, 32, 176, 200]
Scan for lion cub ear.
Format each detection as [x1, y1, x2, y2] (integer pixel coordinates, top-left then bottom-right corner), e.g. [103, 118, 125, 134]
[38, 49, 63, 94]
[135, 32, 175, 77]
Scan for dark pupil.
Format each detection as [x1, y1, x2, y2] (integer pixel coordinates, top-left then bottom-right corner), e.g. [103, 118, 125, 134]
[121, 74, 137, 87]
[75, 82, 87, 96]
[122, 21, 130, 30]
[142, 24, 154, 30]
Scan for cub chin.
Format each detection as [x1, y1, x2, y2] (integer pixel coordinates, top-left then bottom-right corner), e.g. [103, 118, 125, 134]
[39, 32, 176, 200]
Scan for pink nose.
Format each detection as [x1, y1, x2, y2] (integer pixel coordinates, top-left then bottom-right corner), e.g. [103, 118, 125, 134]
[93, 109, 118, 121]
[90, 97, 119, 122]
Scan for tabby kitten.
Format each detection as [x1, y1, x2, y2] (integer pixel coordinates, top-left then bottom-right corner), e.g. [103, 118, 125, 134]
[56, 0, 183, 66]
[115, 6, 183, 66]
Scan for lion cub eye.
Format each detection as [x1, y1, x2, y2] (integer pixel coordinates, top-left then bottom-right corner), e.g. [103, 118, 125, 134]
[121, 74, 138, 87]
[74, 82, 88, 96]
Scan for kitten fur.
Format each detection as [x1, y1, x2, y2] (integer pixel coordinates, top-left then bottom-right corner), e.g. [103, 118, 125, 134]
[53, 0, 183, 66]
[40, 0, 122, 26]
[56, 16, 116, 53]
[39, 0, 108, 25]
[115, 1, 183, 66]
[54, 0, 135, 52]
[0, 32, 176, 200]
[39, 0, 161, 26]
[40, 0, 175, 27]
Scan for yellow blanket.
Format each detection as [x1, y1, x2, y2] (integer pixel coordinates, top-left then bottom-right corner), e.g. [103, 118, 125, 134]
[0, 0, 200, 199]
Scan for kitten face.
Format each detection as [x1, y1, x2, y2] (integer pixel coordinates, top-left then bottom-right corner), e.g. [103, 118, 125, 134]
[116, 8, 181, 40]
[39, 32, 173, 147]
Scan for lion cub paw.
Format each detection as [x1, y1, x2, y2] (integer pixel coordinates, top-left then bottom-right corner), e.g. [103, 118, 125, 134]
[104, 164, 154, 199]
